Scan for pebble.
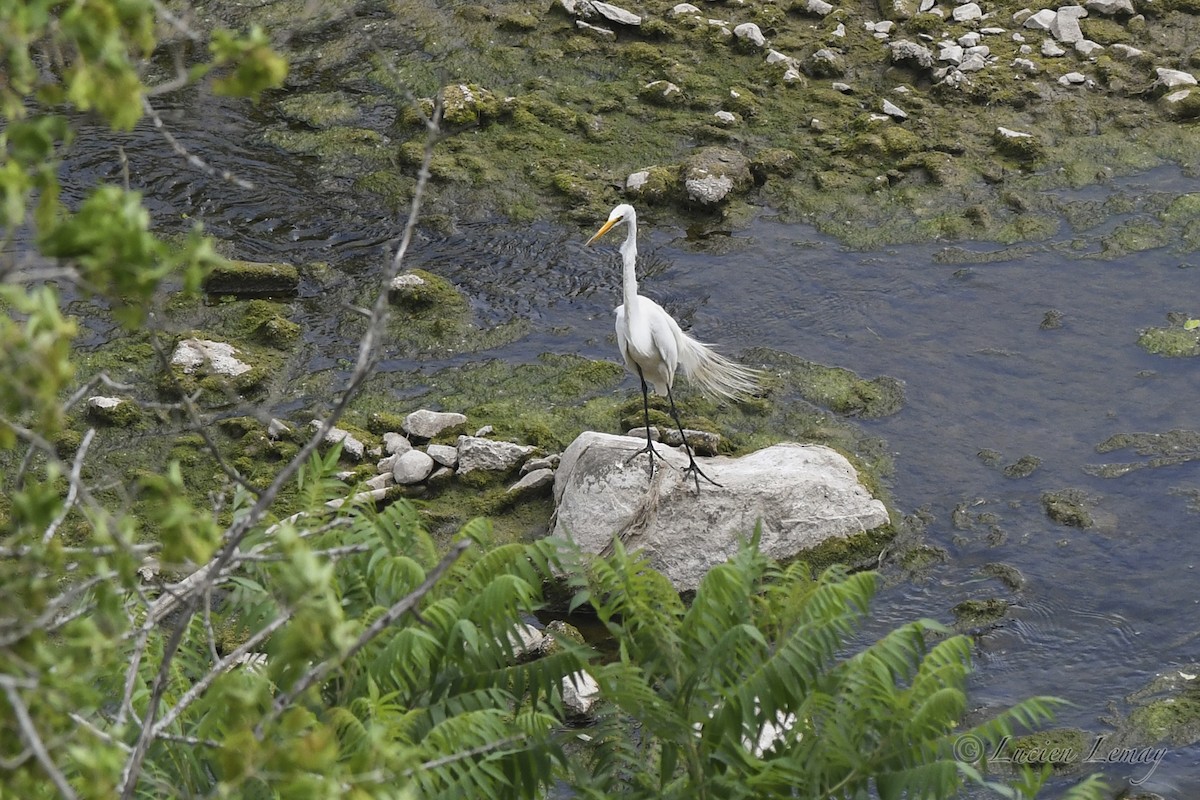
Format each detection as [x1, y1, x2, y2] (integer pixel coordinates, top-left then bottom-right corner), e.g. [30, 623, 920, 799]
[393, 448, 435, 484]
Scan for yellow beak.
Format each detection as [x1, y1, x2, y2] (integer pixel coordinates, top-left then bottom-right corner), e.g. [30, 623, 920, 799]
[586, 217, 620, 246]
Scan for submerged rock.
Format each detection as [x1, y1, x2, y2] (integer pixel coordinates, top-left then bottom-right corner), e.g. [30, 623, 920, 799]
[680, 146, 752, 206]
[203, 260, 300, 297]
[551, 432, 889, 591]
[171, 339, 252, 377]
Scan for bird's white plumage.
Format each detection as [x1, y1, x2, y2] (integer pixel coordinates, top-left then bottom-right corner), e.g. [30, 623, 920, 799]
[590, 203, 759, 400]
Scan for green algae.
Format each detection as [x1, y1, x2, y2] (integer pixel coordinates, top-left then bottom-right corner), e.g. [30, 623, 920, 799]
[1003, 728, 1089, 772]
[1002, 455, 1041, 479]
[1041, 489, 1094, 529]
[1085, 428, 1200, 478]
[203, 260, 299, 297]
[1138, 315, 1200, 357]
[1126, 669, 1200, 746]
[951, 597, 1010, 629]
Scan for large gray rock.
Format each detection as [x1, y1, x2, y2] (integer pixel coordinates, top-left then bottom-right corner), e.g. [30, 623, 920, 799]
[171, 339, 251, 376]
[552, 432, 889, 591]
[310, 421, 366, 461]
[680, 147, 752, 206]
[393, 449, 435, 484]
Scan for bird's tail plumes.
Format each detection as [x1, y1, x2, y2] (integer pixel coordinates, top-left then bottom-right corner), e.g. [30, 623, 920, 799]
[676, 333, 762, 401]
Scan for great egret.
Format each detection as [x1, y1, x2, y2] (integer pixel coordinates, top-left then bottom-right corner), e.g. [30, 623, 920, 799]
[586, 203, 761, 490]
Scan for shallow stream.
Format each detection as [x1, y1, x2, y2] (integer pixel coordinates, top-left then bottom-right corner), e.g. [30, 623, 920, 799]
[60, 95, 1200, 794]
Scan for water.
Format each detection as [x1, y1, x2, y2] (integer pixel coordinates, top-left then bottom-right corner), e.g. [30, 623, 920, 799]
[56, 98, 1200, 794]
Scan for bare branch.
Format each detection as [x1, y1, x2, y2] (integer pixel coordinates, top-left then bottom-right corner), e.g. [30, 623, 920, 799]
[2, 681, 80, 800]
[43, 427, 96, 544]
[256, 538, 470, 736]
[141, 98, 254, 189]
[152, 610, 291, 736]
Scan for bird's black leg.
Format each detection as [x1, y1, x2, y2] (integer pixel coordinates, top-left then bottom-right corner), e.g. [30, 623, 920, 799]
[665, 383, 721, 491]
[625, 366, 663, 478]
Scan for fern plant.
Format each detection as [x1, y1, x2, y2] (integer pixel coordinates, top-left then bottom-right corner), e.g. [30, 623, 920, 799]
[556, 536, 1108, 800]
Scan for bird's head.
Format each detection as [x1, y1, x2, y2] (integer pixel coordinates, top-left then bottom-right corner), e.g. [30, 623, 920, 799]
[586, 204, 637, 246]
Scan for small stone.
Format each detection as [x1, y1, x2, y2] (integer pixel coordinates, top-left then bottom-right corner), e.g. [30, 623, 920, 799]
[86, 396, 140, 426]
[474, 425, 495, 437]
[966, 44, 991, 57]
[171, 339, 251, 377]
[1050, 8, 1084, 43]
[766, 49, 797, 68]
[733, 22, 766, 47]
[626, 427, 662, 441]
[1023, 9, 1056, 29]
[364, 472, 395, 491]
[952, 2, 981, 21]
[507, 468, 555, 494]
[1042, 39, 1066, 56]
[669, 2, 701, 16]
[958, 31, 981, 46]
[507, 623, 545, 658]
[874, 20, 895, 33]
[919, 0, 935, 9]
[939, 43, 965, 64]
[807, 48, 845, 77]
[1012, 57, 1038, 73]
[881, 99, 908, 119]
[713, 110, 739, 125]
[562, 670, 601, 717]
[626, 170, 650, 192]
[521, 456, 560, 474]
[640, 80, 683, 105]
[1059, 71, 1088, 85]
[1155, 67, 1198, 90]
[1109, 43, 1144, 60]
[832, 21, 846, 35]
[1075, 39, 1103, 55]
[426, 443, 459, 467]
[831, 81, 853, 92]
[803, 0, 834, 15]
[310, 421, 366, 461]
[267, 418, 291, 439]
[202, 260, 299, 297]
[377, 453, 398, 473]
[980, 26, 1007, 33]
[890, 40, 935, 69]
[783, 67, 804, 83]
[575, 19, 616, 38]
[403, 409, 467, 440]
[393, 449, 435, 484]
[958, 53, 987, 71]
[426, 465, 455, 489]
[1085, 0, 1134, 14]
[383, 431, 412, 455]
[1161, 88, 1200, 119]
[457, 436, 535, 474]
[661, 429, 722, 456]
[997, 125, 1034, 139]
[592, 0, 641, 25]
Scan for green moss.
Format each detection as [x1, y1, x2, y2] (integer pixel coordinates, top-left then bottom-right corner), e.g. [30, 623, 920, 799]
[797, 524, 895, 575]
[1005, 728, 1089, 771]
[388, 269, 468, 311]
[1041, 489, 1094, 529]
[275, 91, 361, 128]
[1002, 455, 1041, 478]
[86, 399, 143, 428]
[1128, 677, 1200, 745]
[1137, 324, 1200, 357]
[951, 597, 1010, 628]
[980, 562, 1024, 590]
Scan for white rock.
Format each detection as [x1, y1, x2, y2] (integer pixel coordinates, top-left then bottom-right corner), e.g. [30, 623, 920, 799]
[1155, 67, 1198, 89]
[766, 49, 798, 68]
[920, 0, 935, 9]
[521, 455, 560, 474]
[267, 418, 291, 439]
[1050, 7, 1085, 42]
[552, 432, 889, 592]
[874, 20, 895, 33]
[171, 339, 251, 376]
[1075, 39, 1103, 55]
[403, 409, 467, 439]
[832, 81, 853, 92]
[804, 0, 834, 14]
[832, 21, 846, 35]
[575, 19, 615, 38]
[1013, 31, 1027, 41]
[714, 110, 738, 124]
[508, 468, 555, 494]
[952, 2, 982, 21]
[1059, 71, 1088, 84]
[389, 273, 425, 291]
[591, 0, 641, 25]
[1085, 0, 1134, 13]
[958, 31, 981, 46]
[377, 453, 398, 473]
[383, 431, 412, 455]
[939, 43, 965, 63]
[87, 396, 122, 411]
[733, 22, 766, 46]
[882, 99, 908, 119]
[966, 44, 991, 57]
[393, 449, 435, 484]
[669, 2, 701, 16]
[1012, 57, 1039, 73]
[310, 421, 366, 461]
[364, 472, 395, 491]
[626, 170, 651, 192]
[685, 174, 735, 205]
[426, 443, 459, 467]
[562, 670, 601, 716]
[1042, 39, 1066, 56]
[783, 67, 804, 83]
[507, 623, 545, 658]
[1019, 43, 1033, 53]
[1109, 43, 1144, 59]
[1023, 8, 1057, 29]
[958, 53, 988, 70]
[891, 40, 935, 69]
[474, 425, 495, 437]
[981, 26, 1008, 33]
[457, 436, 535, 474]
[997, 125, 1034, 139]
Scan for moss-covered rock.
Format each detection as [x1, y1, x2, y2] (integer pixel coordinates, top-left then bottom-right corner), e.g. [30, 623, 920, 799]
[203, 260, 300, 297]
[86, 397, 143, 427]
[1126, 668, 1200, 746]
[951, 597, 1010, 629]
[1137, 315, 1200, 357]
[1041, 488, 1094, 529]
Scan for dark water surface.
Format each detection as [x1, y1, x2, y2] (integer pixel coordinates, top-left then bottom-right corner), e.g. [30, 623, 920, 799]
[61, 97, 1200, 794]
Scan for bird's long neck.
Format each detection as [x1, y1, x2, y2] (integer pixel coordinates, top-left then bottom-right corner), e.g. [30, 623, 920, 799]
[619, 214, 639, 317]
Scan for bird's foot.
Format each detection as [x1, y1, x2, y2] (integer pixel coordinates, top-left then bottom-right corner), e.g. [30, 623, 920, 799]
[682, 455, 721, 492]
[625, 441, 664, 479]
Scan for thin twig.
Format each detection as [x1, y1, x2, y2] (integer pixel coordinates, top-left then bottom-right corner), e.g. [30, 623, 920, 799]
[2, 681, 80, 800]
[402, 734, 526, 778]
[43, 428, 96, 544]
[142, 98, 254, 189]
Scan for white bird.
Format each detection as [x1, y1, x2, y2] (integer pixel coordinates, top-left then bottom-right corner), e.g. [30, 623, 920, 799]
[586, 203, 761, 490]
